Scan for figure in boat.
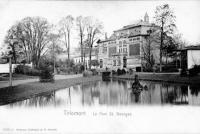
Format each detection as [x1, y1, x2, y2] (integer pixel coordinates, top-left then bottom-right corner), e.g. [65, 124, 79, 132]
[131, 75, 143, 94]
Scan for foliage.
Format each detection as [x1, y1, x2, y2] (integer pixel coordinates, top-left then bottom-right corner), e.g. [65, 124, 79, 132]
[76, 16, 87, 63]
[142, 28, 159, 70]
[117, 68, 126, 75]
[38, 58, 54, 82]
[121, 68, 126, 74]
[189, 65, 200, 76]
[39, 68, 54, 82]
[85, 16, 103, 69]
[90, 59, 99, 67]
[90, 69, 98, 75]
[83, 70, 93, 77]
[112, 70, 117, 75]
[58, 15, 74, 62]
[4, 17, 51, 68]
[14, 65, 40, 76]
[154, 4, 176, 72]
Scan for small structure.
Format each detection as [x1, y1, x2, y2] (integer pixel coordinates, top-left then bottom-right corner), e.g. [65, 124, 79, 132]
[180, 45, 200, 69]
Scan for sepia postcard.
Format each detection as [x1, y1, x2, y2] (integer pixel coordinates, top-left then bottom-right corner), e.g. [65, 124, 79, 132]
[0, 0, 200, 134]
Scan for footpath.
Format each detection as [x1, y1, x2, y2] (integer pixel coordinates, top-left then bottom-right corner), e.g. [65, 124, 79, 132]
[112, 72, 200, 85]
[0, 74, 82, 88]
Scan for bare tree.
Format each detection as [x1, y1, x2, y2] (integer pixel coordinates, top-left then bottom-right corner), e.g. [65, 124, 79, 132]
[85, 17, 103, 70]
[154, 4, 176, 72]
[141, 28, 160, 71]
[58, 15, 74, 65]
[4, 17, 51, 67]
[76, 16, 86, 64]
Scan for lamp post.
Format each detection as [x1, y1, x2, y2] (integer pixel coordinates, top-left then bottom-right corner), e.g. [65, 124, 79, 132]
[9, 55, 12, 87]
[7, 46, 13, 87]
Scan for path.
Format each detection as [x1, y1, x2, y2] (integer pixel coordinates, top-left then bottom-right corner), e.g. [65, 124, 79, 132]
[0, 74, 82, 88]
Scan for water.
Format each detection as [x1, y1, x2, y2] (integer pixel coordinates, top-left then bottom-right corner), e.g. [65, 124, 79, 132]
[5, 79, 200, 107]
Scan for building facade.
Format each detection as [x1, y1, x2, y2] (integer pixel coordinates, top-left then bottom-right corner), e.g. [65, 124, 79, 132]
[73, 46, 99, 69]
[97, 13, 160, 71]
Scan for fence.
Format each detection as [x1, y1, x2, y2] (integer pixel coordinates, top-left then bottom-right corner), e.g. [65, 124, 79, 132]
[0, 63, 32, 73]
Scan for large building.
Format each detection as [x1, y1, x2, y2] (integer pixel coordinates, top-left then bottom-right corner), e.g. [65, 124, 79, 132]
[97, 13, 160, 71]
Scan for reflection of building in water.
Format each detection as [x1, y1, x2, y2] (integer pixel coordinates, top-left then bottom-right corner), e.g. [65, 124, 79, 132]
[188, 85, 200, 105]
[98, 80, 130, 105]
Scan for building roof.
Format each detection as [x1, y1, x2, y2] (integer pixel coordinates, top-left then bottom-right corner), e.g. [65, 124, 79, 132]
[97, 38, 115, 44]
[182, 45, 200, 50]
[114, 22, 157, 32]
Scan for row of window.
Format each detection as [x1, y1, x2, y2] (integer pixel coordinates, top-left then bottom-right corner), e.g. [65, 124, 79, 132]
[118, 47, 127, 53]
[129, 37, 140, 42]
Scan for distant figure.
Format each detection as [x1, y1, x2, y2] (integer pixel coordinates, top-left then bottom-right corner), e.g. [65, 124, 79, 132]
[132, 75, 143, 94]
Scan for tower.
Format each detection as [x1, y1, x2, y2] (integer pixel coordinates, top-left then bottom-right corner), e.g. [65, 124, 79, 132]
[144, 12, 149, 23]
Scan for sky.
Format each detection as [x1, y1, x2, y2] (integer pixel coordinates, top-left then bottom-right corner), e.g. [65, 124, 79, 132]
[0, 0, 200, 52]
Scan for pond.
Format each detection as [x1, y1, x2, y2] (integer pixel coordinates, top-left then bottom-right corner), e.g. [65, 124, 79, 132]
[4, 79, 200, 108]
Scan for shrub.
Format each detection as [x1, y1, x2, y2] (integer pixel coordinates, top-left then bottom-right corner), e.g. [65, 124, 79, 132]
[121, 68, 126, 75]
[189, 65, 200, 76]
[39, 67, 54, 82]
[14, 65, 40, 76]
[162, 65, 178, 72]
[83, 70, 93, 77]
[136, 67, 141, 72]
[180, 68, 188, 77]
[112, 70, 117, 75]
[129, 69, 133, 74]
[27, 69, 41, 76]
[117, 68, 122, 75]
[14, 65, 30, 74]
[91, 69, 98, 75]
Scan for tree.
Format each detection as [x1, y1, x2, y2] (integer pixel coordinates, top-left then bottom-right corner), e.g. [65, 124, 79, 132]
[162, 35, 178, 64]
[154, 4, 176, 72]
[141, 28, 160, 71]
[4, 17, 51, 67]
[58, 15, 74, 66]
[76, 16, 87, 64]
[85, 16, 103, 70]
[4, 34, 20, 64]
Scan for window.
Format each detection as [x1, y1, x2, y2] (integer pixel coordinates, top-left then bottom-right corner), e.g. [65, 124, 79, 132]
[123, 48, 127, 53]
[100, 59, 103, 68]
[113, 60, 116, 66]
[103, 45, 107, 53]
[109, 47, 117, 57]
[117, 57, 121, 66]
[129, 44, 140, 56]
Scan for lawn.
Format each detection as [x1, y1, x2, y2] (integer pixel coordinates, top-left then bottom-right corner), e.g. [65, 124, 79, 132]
[0, 74, 38, 81]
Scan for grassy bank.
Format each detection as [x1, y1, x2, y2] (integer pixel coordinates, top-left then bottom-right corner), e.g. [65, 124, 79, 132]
[112, 73, 200, 85]
[0, 74, 38, 81]
[0, 76, 101, 105]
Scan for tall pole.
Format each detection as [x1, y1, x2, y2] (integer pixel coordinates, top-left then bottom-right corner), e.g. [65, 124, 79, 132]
[9, 56, 12, 87]
[53, 42, 56, 74]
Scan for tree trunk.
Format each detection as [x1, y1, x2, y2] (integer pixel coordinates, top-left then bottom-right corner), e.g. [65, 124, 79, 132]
[80, 34, 83, 63]
[89, 45, 92, 70]
[67, 32, 70, 66]
[83, 52, 86, 70]
[160, 21, 164, 72]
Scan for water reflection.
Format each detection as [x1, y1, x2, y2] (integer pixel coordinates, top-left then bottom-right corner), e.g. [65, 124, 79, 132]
[5, 79, 200, 107]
